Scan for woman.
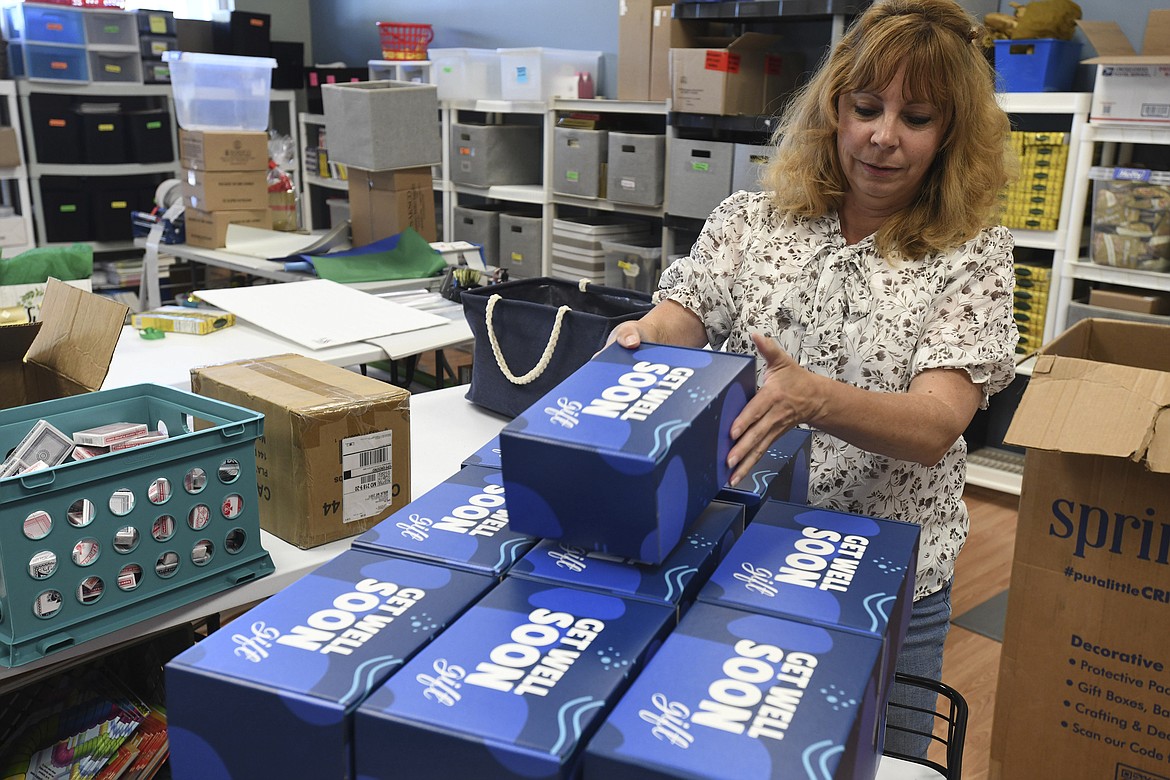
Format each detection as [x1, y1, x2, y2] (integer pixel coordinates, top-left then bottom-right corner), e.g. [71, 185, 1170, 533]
[609, 0, 1018, 757]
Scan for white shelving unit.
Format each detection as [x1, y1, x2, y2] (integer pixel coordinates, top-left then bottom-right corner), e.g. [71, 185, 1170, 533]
[16, 79, 180, 252]
[297, 111, 348, 231]
[1051, 123, 1170, 335]
[0, 79, 36, 256]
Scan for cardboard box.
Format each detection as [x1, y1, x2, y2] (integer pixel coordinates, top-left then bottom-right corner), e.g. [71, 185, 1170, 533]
[182, 206, 271, 248]
[190, 353, 412, 549]
[354, 577, 675, 780]
[351, 465, 539, 578]
[0, 279, 127, 411]
[584, 602, 884, 780]
[500, 342, 755, 564]
[650, 5, 697, 102]
[508, 499, 744, 612]
[321, 80, 441, 171]
[1089, 287, 1170, 315]
[181, 168, 268, 211]
[0, 127, 22, 168]
[670, 33, 800, 116]
[178, 128, 269, 171]
[990, 318, 1170, 779]
[347, 166, 436, 247]
[1079, 11, 1170, 127]
[167, 549, 493, 780]
[699, 499, 919, 711]
[617, 0, 657, 101]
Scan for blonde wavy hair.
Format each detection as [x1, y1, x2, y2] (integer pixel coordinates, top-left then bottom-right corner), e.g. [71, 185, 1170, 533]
[762, 0, 1016, 260]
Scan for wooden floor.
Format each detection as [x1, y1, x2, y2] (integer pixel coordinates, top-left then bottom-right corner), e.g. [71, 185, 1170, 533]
[930, 483, 1021, 779]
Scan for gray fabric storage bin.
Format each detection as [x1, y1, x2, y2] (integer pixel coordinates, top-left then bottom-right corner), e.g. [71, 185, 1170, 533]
[606, 131, 665, 206]
[453, 203, 509, 266]
[668, 137, 734, 219]
[731, 143, 772, 193]
[552, 126, 607, 198]
[499, 211, 543, 279]
[450, 122, 543, 187]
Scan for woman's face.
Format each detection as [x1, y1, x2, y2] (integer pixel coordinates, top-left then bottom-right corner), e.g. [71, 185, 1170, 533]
[836, 69, 944, 217]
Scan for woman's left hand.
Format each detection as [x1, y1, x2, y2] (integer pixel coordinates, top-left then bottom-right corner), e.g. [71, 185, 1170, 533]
[727, 332, 824, 485]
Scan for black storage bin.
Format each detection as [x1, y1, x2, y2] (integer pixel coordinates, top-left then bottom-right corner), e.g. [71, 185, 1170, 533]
[137, 8, 176, 36]
[91, 174, 162, 242]
[212, 10, 270, 57]
[40, 179, 92, 243]
[79, 106, 128, 164]
[125, 108, 173, 163]
[270, 40, 304, 90]
[29, 96, 81, 165]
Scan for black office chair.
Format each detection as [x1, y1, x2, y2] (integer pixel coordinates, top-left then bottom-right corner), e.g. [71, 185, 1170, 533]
[883, 673, 969, 779]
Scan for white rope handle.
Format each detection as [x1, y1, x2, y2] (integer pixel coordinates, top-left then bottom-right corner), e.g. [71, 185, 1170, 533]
[485, 293, 572, 385]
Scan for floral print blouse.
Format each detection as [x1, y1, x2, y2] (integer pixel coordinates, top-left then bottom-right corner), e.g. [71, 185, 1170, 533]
[658, 190, 1018, 600]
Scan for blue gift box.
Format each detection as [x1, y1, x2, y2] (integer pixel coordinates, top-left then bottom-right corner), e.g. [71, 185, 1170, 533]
[354, 576, 675, 780]
[352, 465, 539, 577]
[508, 499, 744, 613]
[715, 427, 812, 518]
[462, 434, 503, 470]
[698, 500, 918, 707]
[500, 342, 755, 564]
[166, 549, 493, 780]
[583, 602, 884, 780]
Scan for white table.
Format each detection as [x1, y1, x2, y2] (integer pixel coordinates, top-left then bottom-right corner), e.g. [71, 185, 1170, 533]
[0, 387, 940, 778]
[105, 297, 473, 392]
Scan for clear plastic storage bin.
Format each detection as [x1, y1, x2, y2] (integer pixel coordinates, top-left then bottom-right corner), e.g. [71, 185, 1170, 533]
[429, 48, 501, 101]
[497, 47, 601, 101]
[163, 51, 277, 131]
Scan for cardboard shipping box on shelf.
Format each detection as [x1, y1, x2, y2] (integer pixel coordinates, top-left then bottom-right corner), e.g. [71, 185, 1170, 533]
[181, 168, 269, 212]
[1079, 10, 1170, 127]
[670, 32, 803, 116]
[618, 0, 657, 100]
[0, 278, 127, 411]
[990, 318, 1170, 780]
[0, 126, 21, 168]
[190, 352, 412, 549]
[183, 206, 272, 249]
[347, 166, 437, 247]
[178, 128, 269, 171]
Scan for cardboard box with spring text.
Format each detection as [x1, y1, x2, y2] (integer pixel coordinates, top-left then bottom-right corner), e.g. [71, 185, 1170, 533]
[1079, 11, 1170, 127]
[670, 33, 803, 116]
[990, 318, 1170, 779]
[190, 353, 411, 549]
[0, 279, 127, 410]
[167, 549, 493, 780]
[183, 206, 271, 248]
[347, 166, 437, 247]
[181, 168, 269, 211]
[179, 128, 269, 171]
[500, 342, 755, 564]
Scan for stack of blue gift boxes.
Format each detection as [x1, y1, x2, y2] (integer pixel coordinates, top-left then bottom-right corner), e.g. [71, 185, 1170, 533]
[165, 342, 920, 780]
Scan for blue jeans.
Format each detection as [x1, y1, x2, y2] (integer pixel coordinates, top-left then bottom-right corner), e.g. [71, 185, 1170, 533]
[884, 580, 953, 758]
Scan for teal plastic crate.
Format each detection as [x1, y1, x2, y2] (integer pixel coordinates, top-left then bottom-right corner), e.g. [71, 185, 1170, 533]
[0, 384, 274, 667]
